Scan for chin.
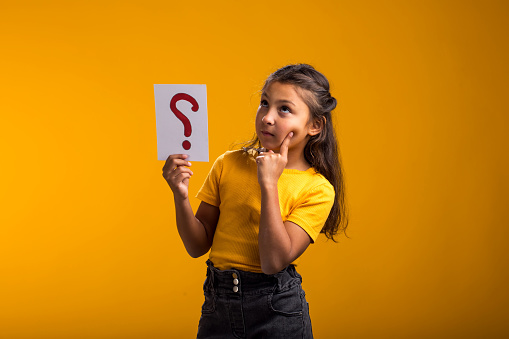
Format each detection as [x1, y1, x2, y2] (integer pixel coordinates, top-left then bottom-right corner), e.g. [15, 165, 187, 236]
[258, 140, 272, 150]
[259, 136, 283, 151]
[264, 145, 281, 152]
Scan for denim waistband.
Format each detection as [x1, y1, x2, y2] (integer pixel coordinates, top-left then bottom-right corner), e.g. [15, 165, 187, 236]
[205, 259, 302, 296]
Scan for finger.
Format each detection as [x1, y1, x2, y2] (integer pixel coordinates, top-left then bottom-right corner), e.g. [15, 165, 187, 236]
[168, 171, 193, 187]
[171, 167, 194, 178]
[163, 158, 192, 172]
[279, 132, 293, 158]
[258, 150, 274, 156]
[166, 154, 190, 166]
[171, 159, 192, 167]
[164, 154, 189, 167]
[167, 154, 189, 160]
[174, 172, 193, 182]
[164, 166, 193, 181]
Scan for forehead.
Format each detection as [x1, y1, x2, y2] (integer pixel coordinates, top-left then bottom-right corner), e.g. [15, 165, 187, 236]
[263, 81, 307, 104]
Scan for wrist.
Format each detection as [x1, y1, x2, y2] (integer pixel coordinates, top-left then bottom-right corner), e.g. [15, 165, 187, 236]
[259, 182, 278, 195]
[173, 194, 189, 204]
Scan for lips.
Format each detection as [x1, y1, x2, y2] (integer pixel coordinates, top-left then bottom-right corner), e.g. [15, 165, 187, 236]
[261, 131, 274, 137]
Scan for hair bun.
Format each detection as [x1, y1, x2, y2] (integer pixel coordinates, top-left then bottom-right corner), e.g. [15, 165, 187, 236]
[325, 94, 337, 112]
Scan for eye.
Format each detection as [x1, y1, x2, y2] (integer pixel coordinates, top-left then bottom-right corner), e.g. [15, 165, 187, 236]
[280, 106, 291, 114]
[260, 99, 268, 107]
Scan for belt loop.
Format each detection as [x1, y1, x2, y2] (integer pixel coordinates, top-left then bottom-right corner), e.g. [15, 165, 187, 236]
[206, 260, 215, 290]
[273, 265, 295, 290]
[272, 267, 285, 290]
[287, 264, 296, 278]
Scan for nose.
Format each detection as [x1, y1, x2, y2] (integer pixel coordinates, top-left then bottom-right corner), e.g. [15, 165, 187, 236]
[261, 108, 276, 125]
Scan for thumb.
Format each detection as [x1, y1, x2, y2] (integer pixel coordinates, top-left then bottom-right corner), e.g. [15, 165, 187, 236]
[279, 132, 293, 158]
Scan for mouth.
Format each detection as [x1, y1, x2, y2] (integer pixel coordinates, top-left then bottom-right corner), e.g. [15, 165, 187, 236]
[261, 131, 274, 137]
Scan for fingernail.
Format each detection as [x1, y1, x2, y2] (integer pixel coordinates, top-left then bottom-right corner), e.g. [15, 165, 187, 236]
[289, 132, 294, 137]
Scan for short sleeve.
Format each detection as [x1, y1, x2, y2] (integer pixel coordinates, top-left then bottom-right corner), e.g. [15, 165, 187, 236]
[286, 183, 335, 242]
[196, 153, 224, 207]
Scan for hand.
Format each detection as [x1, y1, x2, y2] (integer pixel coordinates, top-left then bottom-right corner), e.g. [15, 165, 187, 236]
[256, 132, 293, 188]
[162, 154, 193, 200]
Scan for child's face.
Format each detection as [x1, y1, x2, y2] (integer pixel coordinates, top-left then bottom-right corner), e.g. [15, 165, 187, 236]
[256, 81, 317, 153]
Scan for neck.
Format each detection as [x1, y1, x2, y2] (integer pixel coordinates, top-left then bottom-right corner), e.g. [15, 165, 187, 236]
[285, 148, 310, 171]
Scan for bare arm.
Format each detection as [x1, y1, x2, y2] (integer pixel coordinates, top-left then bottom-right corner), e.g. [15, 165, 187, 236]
[174, 199, 219, 258]
[258, 185, 311, 274]
[163, 154, 219, 258]
[256, 133, 311, 274]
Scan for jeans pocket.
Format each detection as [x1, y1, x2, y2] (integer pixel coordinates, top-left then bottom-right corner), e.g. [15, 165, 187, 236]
[268, 286, 303, 317]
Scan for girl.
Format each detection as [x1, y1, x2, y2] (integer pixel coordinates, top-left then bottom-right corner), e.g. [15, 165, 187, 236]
[163, 64, 348, 338]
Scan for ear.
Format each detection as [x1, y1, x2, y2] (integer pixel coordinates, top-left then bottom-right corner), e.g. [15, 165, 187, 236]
[308, 116, 325, 136]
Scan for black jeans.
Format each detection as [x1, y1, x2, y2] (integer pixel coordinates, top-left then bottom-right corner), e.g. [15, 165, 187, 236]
[196, 260, 313, 339]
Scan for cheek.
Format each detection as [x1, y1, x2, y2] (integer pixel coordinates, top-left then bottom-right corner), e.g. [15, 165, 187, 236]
[290, 128, 311, 142]
[285, 121, 304, 136]
[254, 113, 261, 127]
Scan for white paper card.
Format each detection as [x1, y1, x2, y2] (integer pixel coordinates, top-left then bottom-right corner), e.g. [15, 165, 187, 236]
[154, 84, 208, 161]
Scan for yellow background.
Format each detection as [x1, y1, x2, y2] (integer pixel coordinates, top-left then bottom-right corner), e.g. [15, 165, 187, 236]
[1, 0, 508, 338]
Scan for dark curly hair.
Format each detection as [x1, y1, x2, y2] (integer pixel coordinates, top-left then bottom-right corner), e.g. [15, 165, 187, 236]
[244, 64, 348, 240]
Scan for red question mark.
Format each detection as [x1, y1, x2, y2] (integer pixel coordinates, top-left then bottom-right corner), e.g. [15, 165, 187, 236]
[170, 93, 199, 150]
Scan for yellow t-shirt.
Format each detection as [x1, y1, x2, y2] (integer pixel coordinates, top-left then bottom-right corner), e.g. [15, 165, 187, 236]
[196, 150, 335, 272]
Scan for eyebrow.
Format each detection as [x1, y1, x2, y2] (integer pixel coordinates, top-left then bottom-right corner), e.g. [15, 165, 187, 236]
[261, 92, 296, 106]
